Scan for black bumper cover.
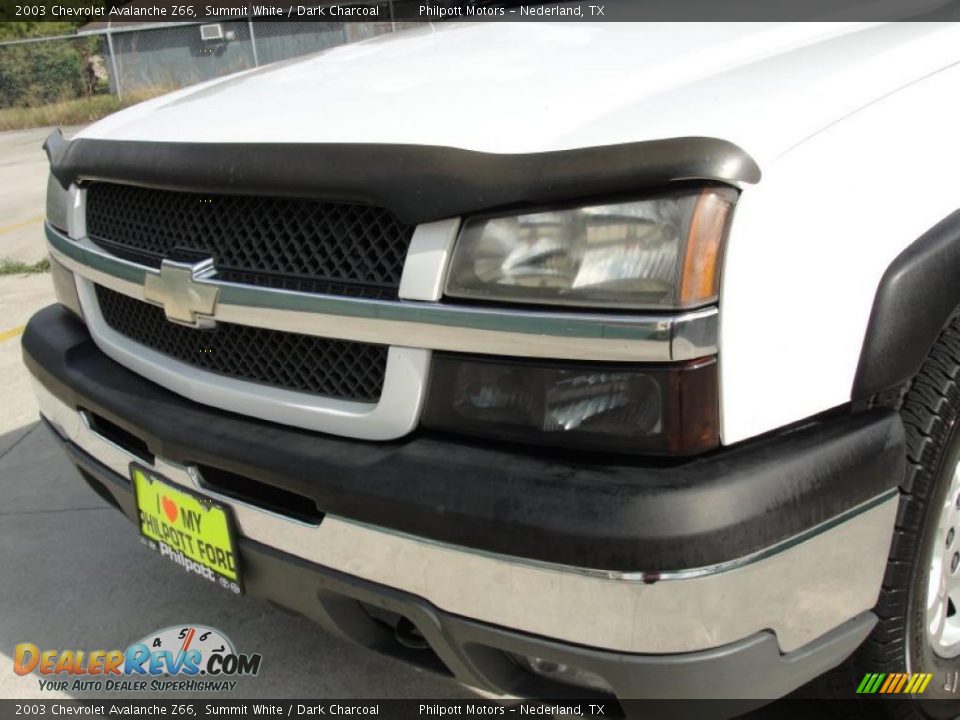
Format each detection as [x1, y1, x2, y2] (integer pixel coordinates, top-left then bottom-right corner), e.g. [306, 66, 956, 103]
[57, 428, 877, 709]
[23, 305, 904, 572]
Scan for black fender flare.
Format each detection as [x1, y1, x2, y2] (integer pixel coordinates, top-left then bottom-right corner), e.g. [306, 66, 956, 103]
[853, 209, 960, 401]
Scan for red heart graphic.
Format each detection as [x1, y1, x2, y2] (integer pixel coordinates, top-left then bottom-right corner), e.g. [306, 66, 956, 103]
[161, 496, 178, 524]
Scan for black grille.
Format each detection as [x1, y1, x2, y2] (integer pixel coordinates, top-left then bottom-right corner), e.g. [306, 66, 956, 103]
[85, 183, 415, 299]
[96, 286, 388, 402]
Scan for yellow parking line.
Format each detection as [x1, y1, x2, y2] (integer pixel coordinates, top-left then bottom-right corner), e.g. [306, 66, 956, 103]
[0, 215, 44, 235]
[0, 325, 25, 343]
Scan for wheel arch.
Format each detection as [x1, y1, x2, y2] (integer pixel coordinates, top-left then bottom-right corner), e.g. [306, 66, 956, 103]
[853, 209, 960, 402]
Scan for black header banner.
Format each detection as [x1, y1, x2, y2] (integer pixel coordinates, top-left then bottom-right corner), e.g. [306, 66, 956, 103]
[3, 0, 960, 23]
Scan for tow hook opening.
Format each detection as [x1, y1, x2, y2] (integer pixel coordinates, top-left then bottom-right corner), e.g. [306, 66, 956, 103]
[394, 616, 430, 650]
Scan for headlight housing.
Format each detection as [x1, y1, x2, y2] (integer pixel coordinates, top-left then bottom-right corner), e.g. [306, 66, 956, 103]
[46, 173, 71, 233]
[444, 186, 736, 310]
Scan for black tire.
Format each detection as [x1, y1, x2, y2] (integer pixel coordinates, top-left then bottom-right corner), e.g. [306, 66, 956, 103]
[822, 318, 960, 718]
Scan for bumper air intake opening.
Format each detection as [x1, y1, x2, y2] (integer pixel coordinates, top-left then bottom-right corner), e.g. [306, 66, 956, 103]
[82, 409, 154, 464]
[195, 464, 324, 525]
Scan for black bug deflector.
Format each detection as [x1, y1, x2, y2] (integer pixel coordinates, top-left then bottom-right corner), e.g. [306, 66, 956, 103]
[43, 131, 761, 224]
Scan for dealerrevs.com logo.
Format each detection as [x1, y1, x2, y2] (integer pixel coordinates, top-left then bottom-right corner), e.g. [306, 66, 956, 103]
[14, 625, 262, 693]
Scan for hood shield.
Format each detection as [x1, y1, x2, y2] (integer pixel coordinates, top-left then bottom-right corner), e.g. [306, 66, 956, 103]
[48, 135, 759, 224]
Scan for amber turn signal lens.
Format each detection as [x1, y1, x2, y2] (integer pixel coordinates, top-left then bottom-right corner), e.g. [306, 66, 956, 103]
[679, 187, 738, 306]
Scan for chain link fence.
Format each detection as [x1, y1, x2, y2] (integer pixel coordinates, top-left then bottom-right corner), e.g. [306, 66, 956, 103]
[0, 9, 413, 127]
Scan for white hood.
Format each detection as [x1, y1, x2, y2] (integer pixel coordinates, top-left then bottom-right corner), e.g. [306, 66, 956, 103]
[79, 21, 960, 167]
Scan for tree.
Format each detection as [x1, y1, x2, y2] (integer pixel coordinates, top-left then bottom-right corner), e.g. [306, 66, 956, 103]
[0, 4, 109, 108]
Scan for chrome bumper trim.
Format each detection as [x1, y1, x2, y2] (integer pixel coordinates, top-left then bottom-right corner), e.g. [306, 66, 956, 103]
[46, 223, 718, 363]
[36, 381, 897, 655]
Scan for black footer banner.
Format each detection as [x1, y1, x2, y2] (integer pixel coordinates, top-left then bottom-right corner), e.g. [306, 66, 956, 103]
[0, 699, 956, 720]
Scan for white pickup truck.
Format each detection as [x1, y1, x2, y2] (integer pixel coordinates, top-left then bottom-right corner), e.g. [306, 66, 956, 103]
[22, 20, 960, 716]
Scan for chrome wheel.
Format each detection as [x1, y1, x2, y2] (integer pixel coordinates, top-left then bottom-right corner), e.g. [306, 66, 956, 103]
[926, 462, 960, 658]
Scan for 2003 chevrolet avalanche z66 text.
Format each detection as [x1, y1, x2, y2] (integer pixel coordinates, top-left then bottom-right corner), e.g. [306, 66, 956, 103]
[21, 20, 960, 717]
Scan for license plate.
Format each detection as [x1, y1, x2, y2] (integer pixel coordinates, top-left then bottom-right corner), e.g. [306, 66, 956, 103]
[131, 464, 243, 594]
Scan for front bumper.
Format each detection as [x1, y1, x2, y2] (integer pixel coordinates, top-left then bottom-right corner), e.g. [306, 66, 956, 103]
[23, 304, 904, 700]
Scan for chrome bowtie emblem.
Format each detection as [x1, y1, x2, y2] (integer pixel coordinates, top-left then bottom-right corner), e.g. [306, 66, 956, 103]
[143, 258, 220, 329]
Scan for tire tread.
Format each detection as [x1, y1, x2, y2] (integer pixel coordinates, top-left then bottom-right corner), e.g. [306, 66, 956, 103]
[815, 315, 960, 718]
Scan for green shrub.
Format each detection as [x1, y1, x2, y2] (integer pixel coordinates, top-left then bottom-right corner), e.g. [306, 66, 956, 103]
[0, 36, 105, 109]
[0, 258, 50, 275]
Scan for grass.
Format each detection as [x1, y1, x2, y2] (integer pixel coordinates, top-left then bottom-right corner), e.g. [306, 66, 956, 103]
[0, 88, 172, 131]
[0, 258, 50, 275]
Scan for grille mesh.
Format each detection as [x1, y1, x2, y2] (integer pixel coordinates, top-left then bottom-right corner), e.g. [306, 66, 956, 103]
[96, 285, 388, 402]
[85, 183, 415, 299]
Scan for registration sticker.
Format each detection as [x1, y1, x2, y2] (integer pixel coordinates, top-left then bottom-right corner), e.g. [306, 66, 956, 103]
[131, 464, 243, 594]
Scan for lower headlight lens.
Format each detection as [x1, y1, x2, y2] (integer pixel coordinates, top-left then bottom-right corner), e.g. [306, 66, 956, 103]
[422, 354, 718, 455]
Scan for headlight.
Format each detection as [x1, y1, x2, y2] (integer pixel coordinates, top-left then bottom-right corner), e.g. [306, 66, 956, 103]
[46, 173, 70, 232]
[422, 354, 718, 455]
[444, 187, 736, 309]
